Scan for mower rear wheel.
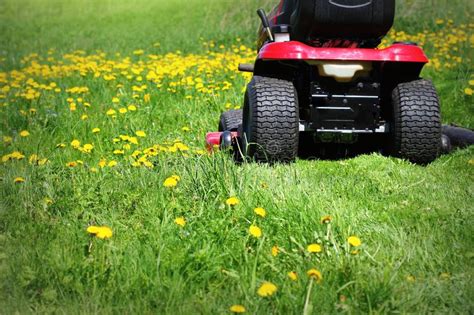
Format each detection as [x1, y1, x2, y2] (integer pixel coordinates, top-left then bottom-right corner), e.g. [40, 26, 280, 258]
[218, 109, 243, 131]
[390, 79, 441, 164]
[242, 76, 299, 162]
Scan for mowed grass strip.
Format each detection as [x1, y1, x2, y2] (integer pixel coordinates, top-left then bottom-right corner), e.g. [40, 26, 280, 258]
[0, 0, 473, 313]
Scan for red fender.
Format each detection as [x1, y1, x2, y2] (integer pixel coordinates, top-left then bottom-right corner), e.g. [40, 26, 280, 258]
[258, 42, 428, 63]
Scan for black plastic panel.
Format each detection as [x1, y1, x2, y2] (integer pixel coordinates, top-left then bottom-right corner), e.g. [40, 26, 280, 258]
[310, 81, 382, 131]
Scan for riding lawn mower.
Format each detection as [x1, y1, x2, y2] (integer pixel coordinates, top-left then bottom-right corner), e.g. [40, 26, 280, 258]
[206, 0, 474, 163]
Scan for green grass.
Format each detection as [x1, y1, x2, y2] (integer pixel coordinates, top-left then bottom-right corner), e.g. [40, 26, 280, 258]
[1, 0, 473, 313]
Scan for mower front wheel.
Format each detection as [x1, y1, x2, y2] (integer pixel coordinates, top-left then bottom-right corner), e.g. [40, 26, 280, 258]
[389, 79, 441, 164]
[242, 76, 299, 162]
[218, 109, 243, 131]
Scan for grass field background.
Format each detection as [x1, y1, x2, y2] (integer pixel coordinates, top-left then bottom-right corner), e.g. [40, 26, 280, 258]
[0, 0, 473, 313]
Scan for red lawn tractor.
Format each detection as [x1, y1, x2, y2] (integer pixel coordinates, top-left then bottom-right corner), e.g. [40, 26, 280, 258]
[206, 0, 469, 163]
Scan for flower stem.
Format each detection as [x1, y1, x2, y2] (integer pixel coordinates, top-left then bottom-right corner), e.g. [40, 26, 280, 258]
[303, 278, 314, 315]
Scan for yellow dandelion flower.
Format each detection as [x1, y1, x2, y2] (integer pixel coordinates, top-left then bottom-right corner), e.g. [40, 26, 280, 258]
[81, 114, 88, 120]
[465, 88, 473, 96]
[143, 160, 153, 168]
[249, 225, 262, 238]
[112, 97, 120, 103]
[86, 226, 100, 234]
[406, 275, 416, 282]
[229, 305, 246, 313]
[133, 49, 144, 55]
[181, 126, 190, 132]
[144, 93, 151, 103]
[11, 151, 25, 160]
[113, 149, 124, 155]
[307, 268, 322, 283]
[307, 243, 322, 253]
[288, 271, 298, 281]
[66, 161, 77, 167]
[14, 177, 25, 183]
[135, 130, 146, 137]
[194, 149, 206, 155]
[3, 136, 12, 143]
[108, 160, 117, 167]
[254, 207, 266, 218]
[226, 196, 239, 206]
[271, 245, 279, 257]
[31, 156, 48, 165]
[469, 80, 474, 86]
[70, 139, 80, 148]
[2, 154, 11, 163]
[87, 225, 113, 239]
[83, 143, 94, 153]
[20, 130, 30, 137]
[28, 154, 39, 164]
[320, 215, 332, 224]
[173, 142, 189, 151]
[106, 109, 116, 116]
[119, 107, 127, 114]
[128, 137, 138, 145]
[92, 128, 100, 133]
[174, 216, 186, 227]
[128, 104, 137, 111]
[439, 272, 450, 280]
[348, 236, 362, 247]
[56, 143, 66, 148]
[163, 176, 178, 188]
[69, 103, 77, 111]
[257, 281, 277, 297]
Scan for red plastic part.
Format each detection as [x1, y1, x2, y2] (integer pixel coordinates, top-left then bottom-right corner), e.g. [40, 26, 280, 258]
[205, 132, 238, 152]
[205, 132, 221, 151]
[258, 42, 428, 63]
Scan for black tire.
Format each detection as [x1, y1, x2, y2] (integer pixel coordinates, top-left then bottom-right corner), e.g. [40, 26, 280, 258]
[390, 79, 441, 164]
[242, 76, 299, 162]
[218, 109, 242, 131]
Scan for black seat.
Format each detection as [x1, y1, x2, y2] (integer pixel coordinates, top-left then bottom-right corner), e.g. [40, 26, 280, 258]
[271, 0, 395, 48]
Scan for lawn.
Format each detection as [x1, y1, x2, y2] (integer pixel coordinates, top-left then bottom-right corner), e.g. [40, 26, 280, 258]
[0, 0, 473, 313]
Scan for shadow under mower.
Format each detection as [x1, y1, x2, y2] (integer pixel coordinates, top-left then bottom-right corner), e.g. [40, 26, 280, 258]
[206, 0, 474, 163]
